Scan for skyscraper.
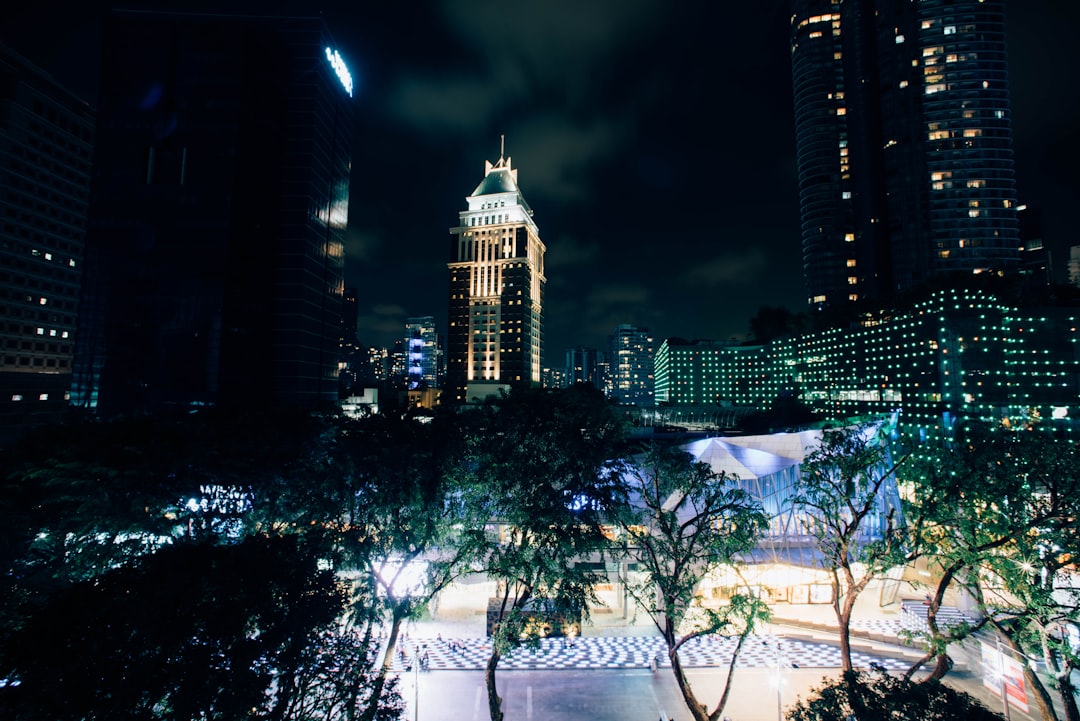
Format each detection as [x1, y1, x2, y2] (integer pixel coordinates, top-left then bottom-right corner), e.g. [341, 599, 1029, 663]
[404, 315, 440, 390]
[447, 149, 545, 404]
[0, 45, 94, 442]
[790, 0, 1018, 313]
[72, 11, 353, 414]
[608, 324, 653, 406]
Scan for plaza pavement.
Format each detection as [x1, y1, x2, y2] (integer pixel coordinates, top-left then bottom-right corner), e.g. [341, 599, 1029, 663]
[386, 591, 1045, 721]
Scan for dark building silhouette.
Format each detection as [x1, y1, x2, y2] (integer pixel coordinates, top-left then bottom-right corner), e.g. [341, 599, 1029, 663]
[72, 11, 353, 414]
[791, 0, 1019, 314]
[0, 44, 95, 441]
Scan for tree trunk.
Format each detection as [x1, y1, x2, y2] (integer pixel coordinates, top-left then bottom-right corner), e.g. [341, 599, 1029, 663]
[837, 599, 855, 672]
[1024, 664, 1059, 721]
[485, 647, 503, 721]
[669, 649, 710, 721]
[359, 605, 406, 721]
[1057, 663, 1080, 721]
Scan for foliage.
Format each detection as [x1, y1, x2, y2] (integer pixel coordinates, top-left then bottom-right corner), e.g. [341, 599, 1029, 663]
[0, 535, 372, 721]
[960, 428, 1080, 721]
[612, 442, 768, 721]
[786, 667, 1005, 721]
[451, 385, 626, 721]
[895, 425, 1080, 684]
[789, 424, 908, 671]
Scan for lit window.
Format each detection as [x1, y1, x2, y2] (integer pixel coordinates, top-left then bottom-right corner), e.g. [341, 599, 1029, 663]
[11, 395, 22, 402]
[842, 191, 852, 200]
[44, 253, 52, 260]
[962, 128, 982, 138]
[809, 31, 823, 38]
[846, 259, 857, 267]
[836, 107, 846, 116]
[944, 25, 956, 35]
[969, 209, 981, 218]
[899, 80, 909, 89]
[895, 34, 905, 44]
[845, 233, 855, 242]
[38, 393, 48, 401]
[36, 327, 44, 335]
[849, 293, 858, 301]
[967, 179, 984, 188]
[847, 276, 858, 285]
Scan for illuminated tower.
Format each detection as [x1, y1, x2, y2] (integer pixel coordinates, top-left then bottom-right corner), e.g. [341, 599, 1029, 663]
[404, 316, 440, 390]
[791, 0, 1018, 314]
[608, 324, 653, 406]
[447, 146, 545, 404]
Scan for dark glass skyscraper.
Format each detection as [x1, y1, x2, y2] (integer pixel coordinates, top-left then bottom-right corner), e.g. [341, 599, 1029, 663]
[72, 11, 353, 414]
[791, 0, 1018, 313]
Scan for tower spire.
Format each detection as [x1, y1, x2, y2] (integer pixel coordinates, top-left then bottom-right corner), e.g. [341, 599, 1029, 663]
[500, 134, 505, 160]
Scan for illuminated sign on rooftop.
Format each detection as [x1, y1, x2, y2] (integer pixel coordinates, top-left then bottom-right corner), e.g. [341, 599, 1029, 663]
[325, 47, 353, 97]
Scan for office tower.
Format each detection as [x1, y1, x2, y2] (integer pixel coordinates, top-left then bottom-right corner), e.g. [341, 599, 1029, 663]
[404, 316, 440, 390]
[447, 149, 545, 404]
[72, 11, 353, 414]
[791, 0, 1019, 313]
[0, 45, 94, 442]
[608, 324, 653, 406]
[654, 338, 733, 406]
[565, 346, 603, 390]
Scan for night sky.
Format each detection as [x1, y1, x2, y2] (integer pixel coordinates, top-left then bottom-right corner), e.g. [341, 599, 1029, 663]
[6, 1, 1079, 359]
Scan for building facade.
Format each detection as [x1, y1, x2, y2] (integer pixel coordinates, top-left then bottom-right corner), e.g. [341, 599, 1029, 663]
[71, 11, 353, 414]
[0, 45, 94, 442]
[447, 151, 545, 404]
[674, 289, 1080, 443]
[654, 338, 734, 406]
[791, 0, 1019, 314]
[565, 346, 604, 390]
[404, 315, 440, 390]
[608, 324, 654, 406]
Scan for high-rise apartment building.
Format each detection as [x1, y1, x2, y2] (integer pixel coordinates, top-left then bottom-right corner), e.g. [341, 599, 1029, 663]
[404, 316, 440, 390]
[72, 11, 353, 414]
[791, 0, 1018, 313]
[447, 150, 545, 404]
[0, 45, 94, 442]
[608, 324, 653, 406]
[565, 346, 604, 390]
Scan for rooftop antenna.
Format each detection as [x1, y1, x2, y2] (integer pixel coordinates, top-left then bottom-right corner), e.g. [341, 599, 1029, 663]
[500, 134, 505, 159]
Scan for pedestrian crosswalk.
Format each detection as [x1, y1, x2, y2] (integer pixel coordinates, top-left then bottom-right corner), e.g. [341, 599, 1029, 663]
[390, 633, 911, 672]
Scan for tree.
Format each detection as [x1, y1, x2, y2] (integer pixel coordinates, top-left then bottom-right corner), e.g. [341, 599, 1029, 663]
[786, 667, 1005, 721]
[963, 429, 1080, 721]
[789, 424, 908, 671]
[895, 425, 1078, 684]
[612, 443, 768, 721]
[452, 386, 626, 721]
[0, 535, 392, 721]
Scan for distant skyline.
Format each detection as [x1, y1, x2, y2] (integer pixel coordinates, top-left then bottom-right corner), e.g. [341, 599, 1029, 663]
[6, 0, 1079, 359]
